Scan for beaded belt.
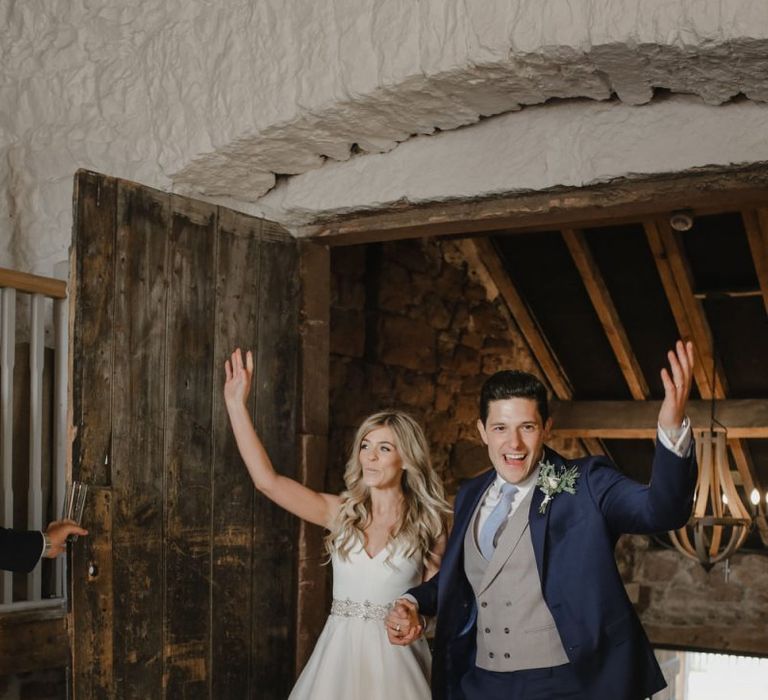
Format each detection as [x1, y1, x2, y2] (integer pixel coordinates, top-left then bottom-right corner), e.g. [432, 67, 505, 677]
[330, 598, 392, 621]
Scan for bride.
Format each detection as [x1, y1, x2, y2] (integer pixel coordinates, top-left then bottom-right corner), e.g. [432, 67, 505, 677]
[224, 348, 450, 699]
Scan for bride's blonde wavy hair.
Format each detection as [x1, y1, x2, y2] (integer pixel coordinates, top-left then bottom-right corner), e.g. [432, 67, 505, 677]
[325, 411, 451, 564]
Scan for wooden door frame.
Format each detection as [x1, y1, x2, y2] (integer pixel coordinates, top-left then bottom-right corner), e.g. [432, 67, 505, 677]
[299, 163, 768, 247]
[294, 161, 768, 660]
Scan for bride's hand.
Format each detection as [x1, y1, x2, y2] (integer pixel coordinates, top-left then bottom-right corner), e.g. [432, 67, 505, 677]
[224, 348, 253, 408]
[385, 599, 423, 646]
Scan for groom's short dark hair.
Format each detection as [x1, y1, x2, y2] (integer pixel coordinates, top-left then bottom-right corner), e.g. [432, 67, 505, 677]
[479, 370, 549, 425]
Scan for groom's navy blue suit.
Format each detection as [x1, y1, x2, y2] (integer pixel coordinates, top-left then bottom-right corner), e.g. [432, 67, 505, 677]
[408, 441, 697, 700]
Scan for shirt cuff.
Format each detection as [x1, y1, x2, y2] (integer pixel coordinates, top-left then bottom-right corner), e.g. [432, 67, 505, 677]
[38, 531, 46, 562]
[399, 593, 419, 609]
[657, 416, 692, 457]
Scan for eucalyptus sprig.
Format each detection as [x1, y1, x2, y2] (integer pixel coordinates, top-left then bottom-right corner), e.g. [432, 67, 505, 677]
[536, 461, 580, 514]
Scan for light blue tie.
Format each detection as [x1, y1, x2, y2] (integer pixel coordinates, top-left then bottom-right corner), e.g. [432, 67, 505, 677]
[478, 483, 519, 560]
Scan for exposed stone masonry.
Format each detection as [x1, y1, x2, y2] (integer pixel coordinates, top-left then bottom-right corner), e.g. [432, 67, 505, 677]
[617, 535, 768, 655]
[328, 237, 582, 496]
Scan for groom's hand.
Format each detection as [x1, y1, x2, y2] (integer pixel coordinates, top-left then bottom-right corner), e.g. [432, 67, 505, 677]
[385, 599, 422, 646]
[659, 340, 695, 432]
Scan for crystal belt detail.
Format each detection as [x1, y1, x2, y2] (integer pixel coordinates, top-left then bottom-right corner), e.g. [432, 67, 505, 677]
[330, 598, 392, 621]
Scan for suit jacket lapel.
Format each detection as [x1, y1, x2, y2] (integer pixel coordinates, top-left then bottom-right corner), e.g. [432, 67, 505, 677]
[529, 446, 565, 584]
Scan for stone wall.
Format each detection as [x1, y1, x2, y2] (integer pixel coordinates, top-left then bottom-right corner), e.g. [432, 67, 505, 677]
[618, 536, 768, 656]
[328, 236, 583, 495]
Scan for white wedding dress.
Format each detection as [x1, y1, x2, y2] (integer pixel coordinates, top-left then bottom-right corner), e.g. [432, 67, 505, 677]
[289, 542, 432, 699]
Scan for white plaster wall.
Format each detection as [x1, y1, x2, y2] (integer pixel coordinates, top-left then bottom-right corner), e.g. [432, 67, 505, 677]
[2, 0, 768, 274]
[251, 95, 768, 226]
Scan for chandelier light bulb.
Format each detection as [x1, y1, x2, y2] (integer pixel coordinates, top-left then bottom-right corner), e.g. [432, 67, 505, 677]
[722, 493, 728, 506]
[751, 489, 761, 506]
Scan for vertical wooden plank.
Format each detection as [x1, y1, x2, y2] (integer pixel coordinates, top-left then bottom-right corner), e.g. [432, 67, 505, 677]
[70, 170, 117, 700]
[295, 242, 330, 673]
[209, 209, 262, 699]
[163, 196, 216, 698]
[298, 242, 330, 438]
[71, 486, 114, 696]
[252, 224, 300, 699]
[70, 170, 117, 488]
[110, 182, 170, 698]
[1, 287, 16, 604]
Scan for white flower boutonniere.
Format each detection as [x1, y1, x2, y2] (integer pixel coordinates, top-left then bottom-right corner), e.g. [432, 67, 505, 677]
[536, 460, 579, 514]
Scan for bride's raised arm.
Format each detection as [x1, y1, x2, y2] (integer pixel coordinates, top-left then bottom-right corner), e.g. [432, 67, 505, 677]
[224, 348, 340, 528]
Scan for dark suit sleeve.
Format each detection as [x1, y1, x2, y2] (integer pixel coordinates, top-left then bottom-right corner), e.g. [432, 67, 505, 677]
[406, 571, 440, 616]
[0, 527, 45, 573]
[404, 477, 476, 616]
[588, 439, 697, 535]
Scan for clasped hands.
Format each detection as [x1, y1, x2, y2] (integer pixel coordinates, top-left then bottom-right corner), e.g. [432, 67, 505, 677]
[385, 598, 424, 646]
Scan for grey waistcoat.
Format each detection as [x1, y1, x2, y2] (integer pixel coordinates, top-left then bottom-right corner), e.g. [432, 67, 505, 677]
[464, 485, 569, 672]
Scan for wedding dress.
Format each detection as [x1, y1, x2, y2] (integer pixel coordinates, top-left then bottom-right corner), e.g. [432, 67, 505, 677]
[289, 542, 432, 699]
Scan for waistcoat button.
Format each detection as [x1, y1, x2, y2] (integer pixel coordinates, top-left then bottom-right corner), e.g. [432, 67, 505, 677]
[489, 652, 495, 658]
[484, 628, 490, 633]
[504, 628, 510, 634]
[504, 653, 510, 659]
[481, 602, 487, 608]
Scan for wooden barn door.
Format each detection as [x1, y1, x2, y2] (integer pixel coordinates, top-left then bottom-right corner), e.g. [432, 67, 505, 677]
[69, 170, 303, 699]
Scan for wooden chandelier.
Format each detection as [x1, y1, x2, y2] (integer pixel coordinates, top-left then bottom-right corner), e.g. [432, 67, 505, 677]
[669, 428, 752, 571]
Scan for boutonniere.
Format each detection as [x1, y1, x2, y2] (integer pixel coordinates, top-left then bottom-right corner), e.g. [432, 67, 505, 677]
[536, 460, 579, 514]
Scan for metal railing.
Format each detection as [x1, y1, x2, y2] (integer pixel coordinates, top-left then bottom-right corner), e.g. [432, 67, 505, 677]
[0, 266, 68, 612]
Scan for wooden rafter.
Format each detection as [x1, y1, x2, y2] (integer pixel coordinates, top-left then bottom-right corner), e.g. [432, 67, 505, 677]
[550, 399, 768, 438]
[562, 228, 650, 400]
[461, 237, 605, 457]
[644, 216, 768, 544]
[644, 219, 724, 395]
[742, 209, 768, 316]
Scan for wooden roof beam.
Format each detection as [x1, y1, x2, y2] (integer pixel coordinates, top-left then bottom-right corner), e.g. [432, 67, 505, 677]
[645, 216, 768, 544]
[461, 237, 605, 457]
[644, 219, 724, 396]
[742, 209, 768, 316]
[562, 228, 650, 400]
[550, 399, 768, 438]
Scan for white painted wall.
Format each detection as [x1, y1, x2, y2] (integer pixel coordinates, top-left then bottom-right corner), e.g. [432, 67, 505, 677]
[2, 0, 768, 274]
[252, 95, 768, 227]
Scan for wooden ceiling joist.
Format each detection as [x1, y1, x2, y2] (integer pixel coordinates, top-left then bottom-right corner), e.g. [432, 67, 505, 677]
[550, 399, 768, 438]
[741, 209, 768, 316]
[645, 216, 768, 544]
[462, 237, 605, 457]
[562, 228, 650, 400]
[643, 219, 725, 396]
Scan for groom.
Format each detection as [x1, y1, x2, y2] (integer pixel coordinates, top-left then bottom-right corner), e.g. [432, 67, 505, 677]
[387, 341, 697, 700]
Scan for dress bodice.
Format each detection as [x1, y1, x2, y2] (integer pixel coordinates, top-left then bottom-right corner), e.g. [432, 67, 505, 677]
[331, 542, 424, 606]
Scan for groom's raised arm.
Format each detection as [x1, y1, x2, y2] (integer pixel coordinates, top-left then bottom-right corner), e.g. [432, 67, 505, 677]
[591, 341, 698, 533]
